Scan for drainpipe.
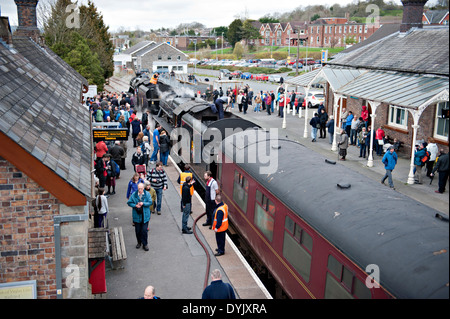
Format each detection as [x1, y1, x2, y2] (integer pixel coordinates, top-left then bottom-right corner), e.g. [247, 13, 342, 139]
[54, 203, 89, 299]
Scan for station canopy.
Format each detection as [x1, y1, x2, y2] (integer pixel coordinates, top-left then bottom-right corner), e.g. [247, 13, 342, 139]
[286, 66, 449, 110]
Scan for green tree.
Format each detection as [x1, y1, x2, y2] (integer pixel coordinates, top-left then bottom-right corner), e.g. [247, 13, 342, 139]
[227, 19, 243, 48]
[239, 19, 261, 49]
[43, 0, 112, 89]
[63, 32, 105, 88]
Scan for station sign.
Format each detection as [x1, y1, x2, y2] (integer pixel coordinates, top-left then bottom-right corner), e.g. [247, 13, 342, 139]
[93, 128, 129, 142]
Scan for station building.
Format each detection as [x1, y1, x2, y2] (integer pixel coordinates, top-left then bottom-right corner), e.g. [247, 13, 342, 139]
[287, 0, 449, 185]
[0, 1, 95, 299]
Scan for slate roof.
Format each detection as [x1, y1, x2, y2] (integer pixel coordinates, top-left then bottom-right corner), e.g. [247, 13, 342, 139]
[12, 36, 88, 101]
[0, 40, 92, 198]
[122, 40, 155, 56]
[328, 26, 449, 77]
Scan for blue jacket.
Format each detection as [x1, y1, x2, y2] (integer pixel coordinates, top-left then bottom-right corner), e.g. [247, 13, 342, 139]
[414, 148, 426, 166]
[382, 151, 398, 170]
[345, 114, 354, 127]
[127, 190, 152, 223]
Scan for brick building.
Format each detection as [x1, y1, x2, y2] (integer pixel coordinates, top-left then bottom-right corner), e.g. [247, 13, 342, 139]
[252, 17, 381, 49]
[1, 1, 94, 299]
[287, 0, 449, 185]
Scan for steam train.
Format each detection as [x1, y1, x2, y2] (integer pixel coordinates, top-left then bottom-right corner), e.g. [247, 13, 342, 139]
[217, 129, 449, 299]
[130, 74, 449, 299]
[130, 74, 258, 189]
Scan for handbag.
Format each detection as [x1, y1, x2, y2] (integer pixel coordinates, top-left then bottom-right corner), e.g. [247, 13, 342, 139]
[136, 205, 143, 215]
[378, 139, 384, 145]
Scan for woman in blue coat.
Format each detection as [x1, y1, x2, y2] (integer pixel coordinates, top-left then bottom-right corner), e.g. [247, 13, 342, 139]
[127, 183, 152, 251]
[381, 146, 398, 189]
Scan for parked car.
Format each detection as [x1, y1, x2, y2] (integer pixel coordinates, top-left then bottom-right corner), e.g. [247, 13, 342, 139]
[231, 70, 242, 78]
[268, 74, 282, 83]
[241, 72, 252, 80]
[307, 90, 325, 108]
[252, 74, 268, 81]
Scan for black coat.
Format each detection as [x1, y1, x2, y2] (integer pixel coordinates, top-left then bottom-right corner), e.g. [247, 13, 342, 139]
[159, 134, 171, 153]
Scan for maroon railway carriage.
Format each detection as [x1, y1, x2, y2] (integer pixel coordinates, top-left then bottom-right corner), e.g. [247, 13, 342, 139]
[217, 130, 449, 299]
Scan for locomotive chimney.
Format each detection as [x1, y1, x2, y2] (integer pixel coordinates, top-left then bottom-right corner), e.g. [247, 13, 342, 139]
[400, 0, 428, 33]
[13, 0, 40, 40]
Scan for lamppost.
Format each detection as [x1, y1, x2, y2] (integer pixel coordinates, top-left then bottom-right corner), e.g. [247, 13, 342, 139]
[193, 39, 197, 76]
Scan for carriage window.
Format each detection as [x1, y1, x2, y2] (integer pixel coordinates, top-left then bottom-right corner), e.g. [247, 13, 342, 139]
[325, 255, 372, 299]
[254, 190, 275, 241]
[233, 170, 248, 213]
[282, 216, 312, 282]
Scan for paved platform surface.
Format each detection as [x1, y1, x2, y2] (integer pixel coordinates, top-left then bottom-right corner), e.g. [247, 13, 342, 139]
[104, 77, 271, 299]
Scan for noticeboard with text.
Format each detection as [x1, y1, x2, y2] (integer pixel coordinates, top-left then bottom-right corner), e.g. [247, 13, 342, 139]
[0, 280, 37, 299]
[93, 128, 129, 142]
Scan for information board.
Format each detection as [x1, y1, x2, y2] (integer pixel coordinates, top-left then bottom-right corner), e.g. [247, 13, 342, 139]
[0, 280, 37, 299]
[93, 128, 129, 142]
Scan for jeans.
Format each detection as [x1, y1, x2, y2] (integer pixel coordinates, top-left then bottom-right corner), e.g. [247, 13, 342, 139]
[182, 203, 191, 231]
[311, 127, 318, 141]
[150, 145, 159, 162]
[160, 151, 169, 166]
[360, 143, 366, 157]
[350, 129, 357, 145]
[382, 169, 394, 187]
[155, 188, 163, 212]
[135, 221, 149, 246]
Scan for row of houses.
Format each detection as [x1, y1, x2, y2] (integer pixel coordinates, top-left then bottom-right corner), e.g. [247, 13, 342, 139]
[286, 0, 448, 185]
[250, 9, 448, 49]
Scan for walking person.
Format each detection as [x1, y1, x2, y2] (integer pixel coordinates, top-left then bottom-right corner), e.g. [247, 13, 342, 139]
[326, 115, 334, 144]
[147, 162, 168, 215]
[150, 124, 161, 163]
[127, 183, 152, 251]
[202, 171, 219, 228]
[381, 146, 398, 189]
[181, 176, 194, 234]
[94, 188, 108, 228]
[338, 128, 349, 160]
[144, 180, 157, 214]
[414, 143, 427, 184]
[212, 194, 228, 256]
[103, 154, 117, 195]
[426, 137, 439, 178]
[309, 113, 320, 142]
[358, 127, 368, 158]
[159, 130, 171, 166]
[319, 108, 328, 139]
[131, 114, 142, 148]
[431, 149, 449, 194]
[202, 269, 236, 299]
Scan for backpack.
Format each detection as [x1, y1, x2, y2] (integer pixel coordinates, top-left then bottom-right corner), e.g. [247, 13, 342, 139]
[421, 150, 431, 165]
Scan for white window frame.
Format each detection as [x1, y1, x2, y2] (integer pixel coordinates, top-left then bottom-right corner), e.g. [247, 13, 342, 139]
[434, 101, 449, 141]
[388, 105, 409, 129]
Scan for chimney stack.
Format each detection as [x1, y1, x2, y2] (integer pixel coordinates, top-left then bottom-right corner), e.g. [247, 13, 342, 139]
[400, 0, 428, 33]
[13, 0, 40, 40]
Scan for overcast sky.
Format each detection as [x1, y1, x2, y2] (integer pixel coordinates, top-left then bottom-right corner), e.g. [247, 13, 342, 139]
[1, 0, 433, 32]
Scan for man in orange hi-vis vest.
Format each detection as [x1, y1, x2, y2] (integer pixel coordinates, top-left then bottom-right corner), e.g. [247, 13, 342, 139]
[150, 73, 159, 84]
[212, 194, 228, 256]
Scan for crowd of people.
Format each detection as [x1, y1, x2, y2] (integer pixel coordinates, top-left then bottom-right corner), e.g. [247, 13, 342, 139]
[88, 82, 447, 299]
[211, 83, 306, 119]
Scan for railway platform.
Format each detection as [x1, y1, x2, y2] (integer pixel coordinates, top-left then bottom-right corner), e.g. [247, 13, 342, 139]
[102, 79, 271, 299]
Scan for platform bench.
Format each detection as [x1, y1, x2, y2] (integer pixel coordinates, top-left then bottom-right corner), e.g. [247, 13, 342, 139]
[109, 227, 127, 262]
